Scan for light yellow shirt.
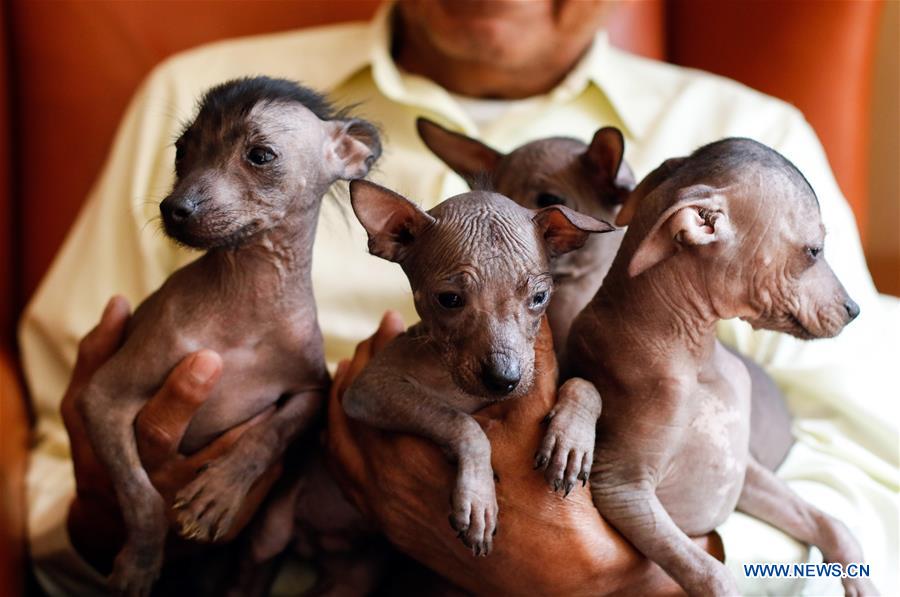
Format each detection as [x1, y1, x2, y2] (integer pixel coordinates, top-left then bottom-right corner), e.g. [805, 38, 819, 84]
[20, 4, 899, 595]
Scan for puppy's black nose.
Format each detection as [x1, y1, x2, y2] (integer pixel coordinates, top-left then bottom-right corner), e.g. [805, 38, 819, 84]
[481, 354, 521, 395]
[844, 299, 860, 321]
[160, 195, 198, 224]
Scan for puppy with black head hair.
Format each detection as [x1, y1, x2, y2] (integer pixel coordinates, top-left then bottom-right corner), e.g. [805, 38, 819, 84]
[77, 76, 381, 596]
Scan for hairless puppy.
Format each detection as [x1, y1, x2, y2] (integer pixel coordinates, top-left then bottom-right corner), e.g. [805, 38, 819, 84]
[343, 180, 614, 556]
[547, 139, 875, 595]
[77, 77, 381, 596]
[416, 117, 633, 352]
[416, 118, 794, 471]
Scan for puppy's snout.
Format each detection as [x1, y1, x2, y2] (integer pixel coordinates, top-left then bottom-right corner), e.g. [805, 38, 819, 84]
[844, 298, 860, 321]
[160, 195, 199, 224]
[481, 353, 521, 395]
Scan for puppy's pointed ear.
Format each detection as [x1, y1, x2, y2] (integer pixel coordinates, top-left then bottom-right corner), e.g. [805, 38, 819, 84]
[533, 204, 616, 258]
[615, 157, 686, 227]
[628, 184, 733, 277]
[583, 127, 624, 180]
[326, 118, 382, 180]
[416, 117, 502, 187]
[582, 127, 635, 206]
[350, 180, 434, 262]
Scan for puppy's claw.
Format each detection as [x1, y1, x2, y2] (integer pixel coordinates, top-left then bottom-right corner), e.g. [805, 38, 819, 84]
[564, 481, 575, 497]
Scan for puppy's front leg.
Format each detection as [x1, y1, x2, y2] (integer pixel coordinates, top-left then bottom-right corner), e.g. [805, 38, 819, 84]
[591, 482, 737, 596]
[79, 380, 167, 596]
[344, 376, 497, 556]
[534, 377, 601, 494]
[174, 388, 323, 542]
[738, 458, 878, 596]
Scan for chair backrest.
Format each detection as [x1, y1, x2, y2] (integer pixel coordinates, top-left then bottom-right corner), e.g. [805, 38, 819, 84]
[4, 0, 881, 324]
[0, 5, 12, 344]
[667, 0, 882, 239]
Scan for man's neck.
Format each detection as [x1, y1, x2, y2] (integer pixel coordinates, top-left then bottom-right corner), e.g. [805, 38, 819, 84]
[392, 17, 593, 99]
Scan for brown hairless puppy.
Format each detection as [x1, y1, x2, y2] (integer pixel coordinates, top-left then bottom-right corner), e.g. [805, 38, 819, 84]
[342, 180, 615, 555]
[416, 117, 794, 471]
[77, 77, 381, 595]
[549, 139, 875, 595]
[328, 312, 726, 595]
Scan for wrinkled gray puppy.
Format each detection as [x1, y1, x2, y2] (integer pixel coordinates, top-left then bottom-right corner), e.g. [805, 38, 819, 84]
[343, 180, 613, 556]
[416, 117, 633, 352]
[550, 139, 875, 596]
[416, 117, 794, 472]
[78, 77, 381, 596]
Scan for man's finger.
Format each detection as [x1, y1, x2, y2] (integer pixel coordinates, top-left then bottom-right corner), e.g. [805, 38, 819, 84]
[72, 295, 131, 382]
[371, 310, 404, 354]
[332, 360, 352, 399]
[136, 350, 222, 471]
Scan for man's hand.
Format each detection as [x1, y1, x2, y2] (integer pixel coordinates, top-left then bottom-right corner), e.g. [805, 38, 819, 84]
[328, 312, 723, 596]
[61, 296, 281, 573]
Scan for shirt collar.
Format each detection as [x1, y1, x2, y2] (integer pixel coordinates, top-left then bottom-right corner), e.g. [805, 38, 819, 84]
[322, 2, 653, 140]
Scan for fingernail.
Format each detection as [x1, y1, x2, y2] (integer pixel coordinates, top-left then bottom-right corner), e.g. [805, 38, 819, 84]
[190, 352, 218, 383]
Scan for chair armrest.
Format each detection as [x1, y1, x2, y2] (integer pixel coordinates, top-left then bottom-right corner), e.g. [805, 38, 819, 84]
[0, 346, 29, 596]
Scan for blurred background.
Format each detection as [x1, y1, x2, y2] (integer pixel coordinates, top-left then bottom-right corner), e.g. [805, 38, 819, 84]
[0, 0, 897, 594]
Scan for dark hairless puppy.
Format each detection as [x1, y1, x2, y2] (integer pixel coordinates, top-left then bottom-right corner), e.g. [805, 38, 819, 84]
[547, 139, 874, 595]
[77, 77, 381, 596]
[416, 118, 794, 471]
[343, 180, 614, 556]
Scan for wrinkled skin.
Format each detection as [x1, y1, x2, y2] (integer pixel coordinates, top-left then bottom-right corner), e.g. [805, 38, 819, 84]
[76, 77, 381, 596]
[329, 313, 725, 596]
[556, 138, 875, 596]
[417, 117, 795, 471]
[416, 118, 631, 352]
[343, 181, 613, 555]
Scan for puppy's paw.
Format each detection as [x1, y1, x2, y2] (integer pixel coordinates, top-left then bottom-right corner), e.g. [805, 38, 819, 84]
[534, 404, 596, 496]
[449, 469, 498, 557]
[109, 538, 163, 597]
[172, 457, 256, 542]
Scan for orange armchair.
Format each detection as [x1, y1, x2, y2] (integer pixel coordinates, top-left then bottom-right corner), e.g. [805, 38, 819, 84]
[0, 2, 885, 595]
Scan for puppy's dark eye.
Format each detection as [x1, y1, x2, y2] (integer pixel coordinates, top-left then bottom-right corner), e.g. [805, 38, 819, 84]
[531, 290, 548, 308]
[437, 292, 465, 309]
[806, 246, 823, 260]
[174, 143, 186, 164]
[247, 147, 276, 166]
[536, 193, 566, 208]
